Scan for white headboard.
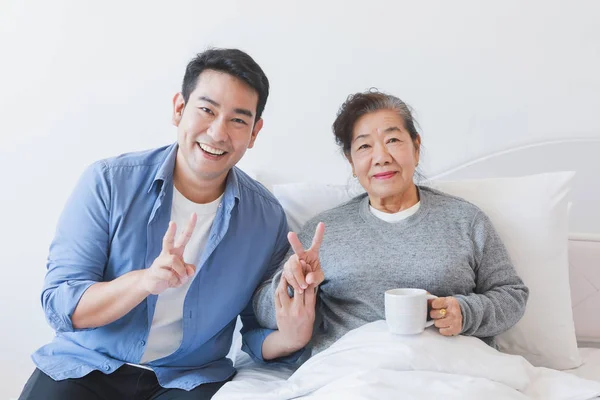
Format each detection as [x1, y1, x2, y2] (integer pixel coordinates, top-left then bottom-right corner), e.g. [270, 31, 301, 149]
[431, 139, 600, 345]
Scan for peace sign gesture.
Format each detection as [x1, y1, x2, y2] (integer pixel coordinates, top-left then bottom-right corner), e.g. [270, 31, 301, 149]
[282, 222, 325, 295]
[162, 213, 198, 260]
[141, 213, 198, 295]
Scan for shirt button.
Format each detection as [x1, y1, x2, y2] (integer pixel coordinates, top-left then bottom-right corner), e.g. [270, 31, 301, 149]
[140, 340, 146, 346]
[104, 364, 111, 371]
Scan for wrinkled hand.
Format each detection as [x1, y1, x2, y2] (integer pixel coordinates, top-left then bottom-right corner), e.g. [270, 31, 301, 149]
[283, 222, 325, 294]
[274, 273, 317, 351]
[141, 213, 198, 295]
[430, 296, 463, 336]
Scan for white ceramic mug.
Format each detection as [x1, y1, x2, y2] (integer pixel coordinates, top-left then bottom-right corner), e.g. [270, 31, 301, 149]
[385, 288, 438, 334]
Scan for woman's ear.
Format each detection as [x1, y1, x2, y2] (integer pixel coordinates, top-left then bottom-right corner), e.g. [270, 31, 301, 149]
[414, 134, 422, 165]
[346, 153, 356, 176]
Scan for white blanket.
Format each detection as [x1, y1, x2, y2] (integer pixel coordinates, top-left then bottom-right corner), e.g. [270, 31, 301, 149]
[215, 321, 600, 400]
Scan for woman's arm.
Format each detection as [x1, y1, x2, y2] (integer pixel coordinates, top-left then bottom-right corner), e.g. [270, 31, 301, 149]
[454, 211, 529, 338]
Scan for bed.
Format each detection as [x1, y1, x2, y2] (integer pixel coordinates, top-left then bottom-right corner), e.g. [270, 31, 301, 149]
[216, 139, 600, 399]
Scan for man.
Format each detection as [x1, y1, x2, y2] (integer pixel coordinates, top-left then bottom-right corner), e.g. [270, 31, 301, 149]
[19, 48, 304, 400]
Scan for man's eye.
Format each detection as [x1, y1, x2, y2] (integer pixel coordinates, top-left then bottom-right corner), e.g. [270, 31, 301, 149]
[232, 118, 247, 125]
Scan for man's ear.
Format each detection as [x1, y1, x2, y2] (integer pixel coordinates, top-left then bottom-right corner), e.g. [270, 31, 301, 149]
[247, 118, 264, 149]
[172, 93, 186, 126]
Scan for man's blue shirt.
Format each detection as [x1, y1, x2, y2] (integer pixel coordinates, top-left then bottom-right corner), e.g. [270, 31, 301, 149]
[32, 143, 294, 390]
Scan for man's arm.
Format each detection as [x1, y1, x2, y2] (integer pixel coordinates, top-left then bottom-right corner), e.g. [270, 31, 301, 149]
[241, 211, 307, 363]
[43, 162, 195, 332]
[42, 162, 114, 332]
[70, 270, 150, 329]
[71, 216, 197, 329]
[260, 273, 317, 360]
[245, 216, 325, 362]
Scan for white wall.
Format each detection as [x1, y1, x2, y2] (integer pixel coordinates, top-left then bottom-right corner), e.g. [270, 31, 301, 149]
[1, 0, 599, 397]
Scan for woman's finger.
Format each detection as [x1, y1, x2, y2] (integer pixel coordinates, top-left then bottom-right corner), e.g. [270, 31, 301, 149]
[284, 258, 305, 293]
[430, 308, 448, 319]
[431, 297, 449, 310]
[434, 318, 452, 329]
[287, 232, 306, 258]
[439, 326, 460, 336]
[290, 258, 308, 291]
[306, 268, 325, 286]
[309, 222, 325, 253]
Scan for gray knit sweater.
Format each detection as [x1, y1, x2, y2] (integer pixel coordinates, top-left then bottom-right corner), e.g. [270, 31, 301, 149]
[253, 186, 529, 355]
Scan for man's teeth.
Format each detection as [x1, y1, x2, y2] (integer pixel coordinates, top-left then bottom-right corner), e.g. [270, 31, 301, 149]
[198, 143, 225, 155]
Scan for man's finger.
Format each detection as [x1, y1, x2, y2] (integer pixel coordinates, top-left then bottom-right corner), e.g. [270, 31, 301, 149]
[155, 267, 179, 287]
[169, 256, 188, 282]
[310, 222, 325, 253]
[287, 232, 305, 258]
[168, 273, 181, 288]
[174, 212, 197, 250]
[155, 268, 175, 283]
[275, 287, 282, 309]
[292, 287, 305, 307]
[277, 274, 291, 307]
[304, 284, 317, 307]
[162, 221, 177, 253]
[185, 263, 196, 277]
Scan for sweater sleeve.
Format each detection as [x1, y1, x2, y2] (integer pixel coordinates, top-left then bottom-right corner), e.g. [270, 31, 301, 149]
[454, 211, 529, 338]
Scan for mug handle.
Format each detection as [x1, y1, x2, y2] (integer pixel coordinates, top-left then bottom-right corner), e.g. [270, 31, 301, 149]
[425, 294, 438, 328]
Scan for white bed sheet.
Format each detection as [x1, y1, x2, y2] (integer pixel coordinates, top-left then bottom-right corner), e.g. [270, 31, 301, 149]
[230, 346, 600, 387]
[220, 324, 600, 400]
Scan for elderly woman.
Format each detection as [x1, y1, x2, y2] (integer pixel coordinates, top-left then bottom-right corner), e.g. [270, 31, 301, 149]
[255, 90, 529, 361]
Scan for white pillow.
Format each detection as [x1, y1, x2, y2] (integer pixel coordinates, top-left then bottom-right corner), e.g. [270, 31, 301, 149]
[272, 183, 359, 232]
[271, 172, 580, 370]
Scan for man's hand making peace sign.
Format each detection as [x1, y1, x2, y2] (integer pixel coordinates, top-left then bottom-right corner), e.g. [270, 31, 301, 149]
[72, 213, 199, 330]
[141, 213, 199, 295]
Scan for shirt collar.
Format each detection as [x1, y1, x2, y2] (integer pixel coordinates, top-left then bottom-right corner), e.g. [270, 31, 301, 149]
[148, 142, 178, 194]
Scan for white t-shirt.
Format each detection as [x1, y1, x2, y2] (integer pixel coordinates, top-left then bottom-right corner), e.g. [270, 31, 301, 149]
[369, 201, 421, 223]
[139, 187, 222, 364]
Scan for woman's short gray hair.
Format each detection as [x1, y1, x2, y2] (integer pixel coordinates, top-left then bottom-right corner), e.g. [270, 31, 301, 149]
[332, 89, 420, 157]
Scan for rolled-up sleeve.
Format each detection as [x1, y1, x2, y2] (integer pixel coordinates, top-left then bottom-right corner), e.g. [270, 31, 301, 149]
[240, 301, 305, 365]
[42, 162, 111, 333]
